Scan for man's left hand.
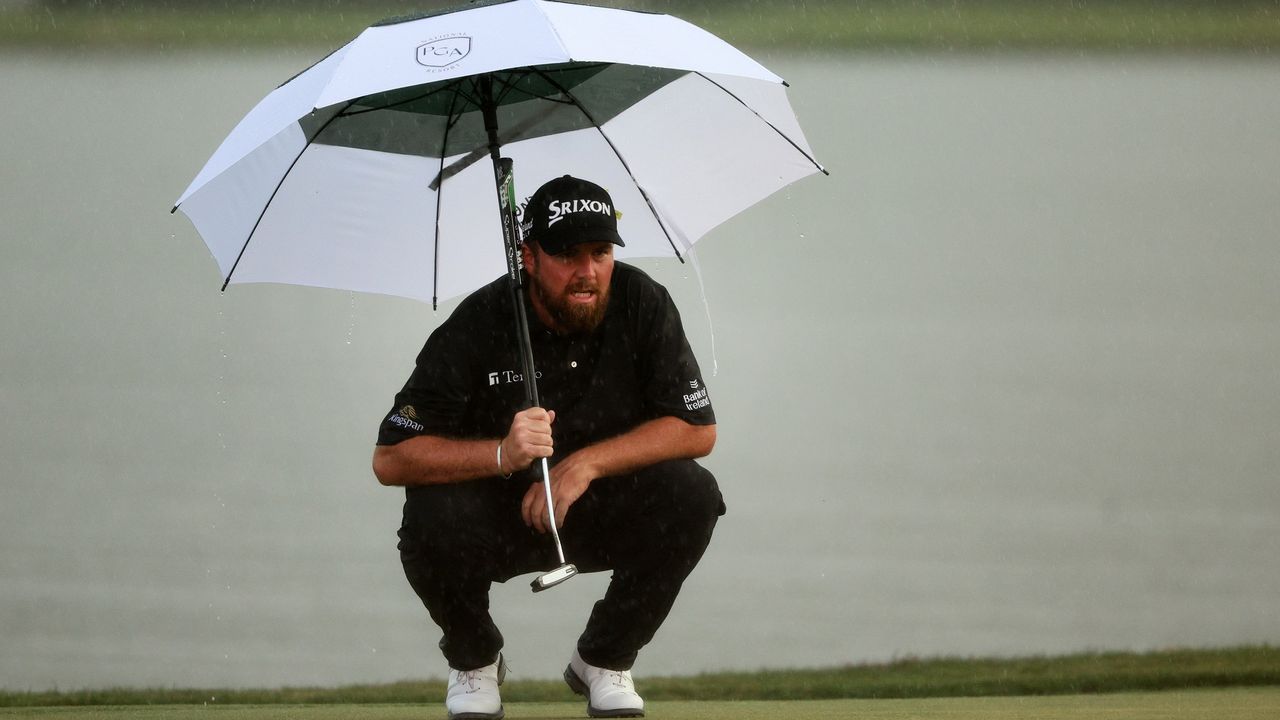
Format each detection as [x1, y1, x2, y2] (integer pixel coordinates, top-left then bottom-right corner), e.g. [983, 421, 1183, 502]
[521, 452, 599, 533]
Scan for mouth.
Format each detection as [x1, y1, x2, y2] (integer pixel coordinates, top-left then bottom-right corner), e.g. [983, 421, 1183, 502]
[566, 286, 598, 304]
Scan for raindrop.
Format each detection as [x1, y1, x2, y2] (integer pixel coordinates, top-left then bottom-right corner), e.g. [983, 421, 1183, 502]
[346, 291, 357, 345]
[686, 248, 719, 377]
[216, 303, 230, 440]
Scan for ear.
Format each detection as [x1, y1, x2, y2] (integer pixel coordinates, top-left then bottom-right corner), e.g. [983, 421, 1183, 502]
[520, 242, 536, 270]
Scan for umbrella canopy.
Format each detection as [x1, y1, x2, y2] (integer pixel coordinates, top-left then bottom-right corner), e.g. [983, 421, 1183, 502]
[173, 0, 825, 306]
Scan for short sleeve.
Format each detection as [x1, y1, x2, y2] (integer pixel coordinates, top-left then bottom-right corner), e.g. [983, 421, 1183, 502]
[633, 278, 716, 425]
[376, 322, 473, 446]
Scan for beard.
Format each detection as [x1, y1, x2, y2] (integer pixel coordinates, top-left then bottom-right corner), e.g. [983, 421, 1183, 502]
[532, 277, 611, 334]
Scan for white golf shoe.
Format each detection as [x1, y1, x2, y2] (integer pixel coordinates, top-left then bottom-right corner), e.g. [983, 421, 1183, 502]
[446, 654, 506, 720]
[563, 649, 645, 718]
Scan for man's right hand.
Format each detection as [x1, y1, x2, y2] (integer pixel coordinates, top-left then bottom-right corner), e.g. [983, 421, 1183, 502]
[499, 407, 555, 474]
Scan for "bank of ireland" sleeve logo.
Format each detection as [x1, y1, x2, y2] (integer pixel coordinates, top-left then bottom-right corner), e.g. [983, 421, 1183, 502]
[683, 380, 710, 411]
[416, 35, 471, 68]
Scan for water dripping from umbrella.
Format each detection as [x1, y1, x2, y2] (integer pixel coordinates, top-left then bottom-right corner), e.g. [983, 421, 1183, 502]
[685, 246, 720, 378]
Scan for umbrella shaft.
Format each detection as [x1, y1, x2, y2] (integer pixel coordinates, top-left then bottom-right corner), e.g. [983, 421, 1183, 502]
[480, 77, 543, 408]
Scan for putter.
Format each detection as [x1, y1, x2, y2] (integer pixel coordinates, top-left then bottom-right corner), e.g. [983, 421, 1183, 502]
[480, 119, 579, 594]
[531, 456, 578, 592]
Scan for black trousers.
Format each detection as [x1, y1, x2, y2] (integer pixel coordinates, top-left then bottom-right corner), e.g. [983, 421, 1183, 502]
[398, 459, 724, 671]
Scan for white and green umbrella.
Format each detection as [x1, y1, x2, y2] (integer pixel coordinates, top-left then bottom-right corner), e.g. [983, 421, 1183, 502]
[173, 0, 825, 308]
[173, 0, 825, 591]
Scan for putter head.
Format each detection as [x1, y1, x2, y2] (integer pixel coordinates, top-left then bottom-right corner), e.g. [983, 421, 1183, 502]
[530, 563, 578, 593]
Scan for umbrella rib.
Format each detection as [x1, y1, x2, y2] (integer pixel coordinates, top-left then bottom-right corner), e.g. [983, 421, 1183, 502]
[432, 87, 465, 310]
[428, 77, 564, 191]
[220, 100, 356, 291]
[694, 72, 829, 176]
[496, 80, 575, 107]
[530, 67, 686, 263]
[494, 65, 606, 107]
[340, 80, 463, 117]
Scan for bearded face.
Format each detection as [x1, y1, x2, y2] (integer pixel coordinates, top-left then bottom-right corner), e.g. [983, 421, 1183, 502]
[524, 241, 615, 335]
[532, 272, 610, 333]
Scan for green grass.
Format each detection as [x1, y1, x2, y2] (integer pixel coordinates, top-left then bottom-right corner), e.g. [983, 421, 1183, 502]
[3, 1, 1280, 52]
[703, 1, 1280, 52]
[2, 690, 1280, 720]
[2, 646, 1277, 708]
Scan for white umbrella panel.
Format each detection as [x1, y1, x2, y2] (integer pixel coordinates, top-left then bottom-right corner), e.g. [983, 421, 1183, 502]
[173, 0, 825, 307]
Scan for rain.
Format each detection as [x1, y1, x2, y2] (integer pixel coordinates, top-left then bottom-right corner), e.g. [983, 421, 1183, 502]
[2, 0, 1278, 699]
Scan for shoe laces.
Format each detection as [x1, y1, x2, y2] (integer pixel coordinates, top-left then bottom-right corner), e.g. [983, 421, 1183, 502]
[603, 668, 634, 691]
[452, 656, 507, 693]
[454, 668, 483, 693]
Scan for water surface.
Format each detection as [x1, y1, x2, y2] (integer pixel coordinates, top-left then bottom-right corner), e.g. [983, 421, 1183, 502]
[1, 50, 1278, 690]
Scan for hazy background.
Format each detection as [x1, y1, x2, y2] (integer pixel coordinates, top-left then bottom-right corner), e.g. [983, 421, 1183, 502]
[3, 0, 1279, 692]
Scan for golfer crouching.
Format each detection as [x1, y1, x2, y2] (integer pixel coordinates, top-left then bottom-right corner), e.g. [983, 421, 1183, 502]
[372, 175, 724, 720]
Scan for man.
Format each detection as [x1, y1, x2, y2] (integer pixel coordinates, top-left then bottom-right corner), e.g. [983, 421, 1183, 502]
[372, 175, 724, 720]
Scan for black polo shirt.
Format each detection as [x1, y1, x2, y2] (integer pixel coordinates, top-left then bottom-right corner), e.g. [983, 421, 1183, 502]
[377, 262, 714, 465]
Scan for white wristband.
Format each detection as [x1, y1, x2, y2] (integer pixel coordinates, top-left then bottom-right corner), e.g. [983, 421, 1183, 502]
[497, 441, 513, 479]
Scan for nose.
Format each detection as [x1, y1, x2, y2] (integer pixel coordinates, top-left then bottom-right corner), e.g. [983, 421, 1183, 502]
[570, 252, 595, 280]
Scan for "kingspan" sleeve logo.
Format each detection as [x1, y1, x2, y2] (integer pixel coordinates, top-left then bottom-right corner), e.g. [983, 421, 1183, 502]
[388, 405, 425, 432]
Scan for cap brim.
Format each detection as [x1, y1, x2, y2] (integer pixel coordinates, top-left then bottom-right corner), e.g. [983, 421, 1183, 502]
[538, 227, 625, 256]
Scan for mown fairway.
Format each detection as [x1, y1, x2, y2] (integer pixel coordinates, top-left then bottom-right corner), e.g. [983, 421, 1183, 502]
[2, 689, 1279, 720]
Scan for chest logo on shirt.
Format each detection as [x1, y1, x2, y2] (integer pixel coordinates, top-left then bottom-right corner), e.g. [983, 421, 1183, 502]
[487, 369, 542, 387]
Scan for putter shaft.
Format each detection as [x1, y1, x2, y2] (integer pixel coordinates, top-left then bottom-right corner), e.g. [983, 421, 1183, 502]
[539, 456, 567, 564]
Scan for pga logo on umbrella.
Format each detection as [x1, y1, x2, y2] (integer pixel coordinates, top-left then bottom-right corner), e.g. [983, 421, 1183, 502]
[417, 34, 472, 69]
